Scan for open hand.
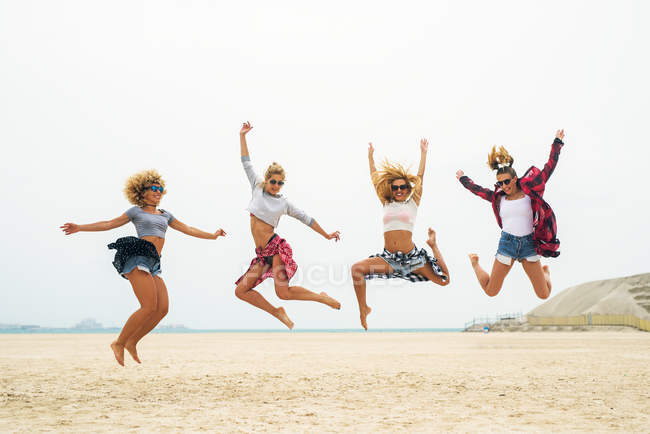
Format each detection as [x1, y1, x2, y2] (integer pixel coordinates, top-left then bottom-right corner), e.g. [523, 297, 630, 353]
[213, 228, 227, 239]
[240, 121, 253, 136]
[60, 223, 79, 235]
[555, 129, 565, 140]
[368, 142, 374, 158]
[420, 138, 429, 153]
[327, 230, 341, 242]
[456, 170, 464, 180]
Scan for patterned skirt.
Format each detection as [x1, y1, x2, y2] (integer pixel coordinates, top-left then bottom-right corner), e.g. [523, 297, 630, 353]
[235, 234, 298, 289]
[365, 245, 447, 283]
[107, 236, 160, 276]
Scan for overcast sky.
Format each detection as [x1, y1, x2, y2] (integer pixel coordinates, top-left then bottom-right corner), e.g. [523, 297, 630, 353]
[1, 0, 649, 329]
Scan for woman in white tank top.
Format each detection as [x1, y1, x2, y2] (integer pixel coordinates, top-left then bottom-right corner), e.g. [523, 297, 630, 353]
[350, 139, 450, 330]
[456, 129, 565, 300]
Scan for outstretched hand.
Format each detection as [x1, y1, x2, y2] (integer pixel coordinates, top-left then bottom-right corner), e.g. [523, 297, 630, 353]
[455, 170, 464, 180]
[240, 121, 253, 136]
[420, 138, 429, 153]
[555, 129, 565, 140]
[60, 223, 79, 235]
[213, 229, 227, 239]
[368, 142, 374, 158]
[326, 230, 341, 242]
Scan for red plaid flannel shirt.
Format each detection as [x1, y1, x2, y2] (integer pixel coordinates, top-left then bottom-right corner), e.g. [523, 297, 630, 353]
[459, 138, 564, 258]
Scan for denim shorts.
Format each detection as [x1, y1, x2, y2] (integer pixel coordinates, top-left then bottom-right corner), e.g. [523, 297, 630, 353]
[496, 231, 539, 265]
[120, 255, 162, 279]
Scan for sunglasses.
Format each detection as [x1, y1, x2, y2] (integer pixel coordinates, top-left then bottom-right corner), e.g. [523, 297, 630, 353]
[391, 184, 410, 191]
[269, 180, 285, 186]
[495, 178, 513, 187]
[149, 186, 164, 193]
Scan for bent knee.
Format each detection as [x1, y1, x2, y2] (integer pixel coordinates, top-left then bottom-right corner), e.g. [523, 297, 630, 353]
[140, 304, 157, 316]
[485, 286, 501, 297]
[235, 286, 248, 300]
[157, 305, 169, 316]
[351, 263, 367, 278]
[275, 289, 290, 300]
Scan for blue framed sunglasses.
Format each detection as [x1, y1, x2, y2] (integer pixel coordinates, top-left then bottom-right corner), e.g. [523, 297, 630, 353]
[149, 186, 164, 193]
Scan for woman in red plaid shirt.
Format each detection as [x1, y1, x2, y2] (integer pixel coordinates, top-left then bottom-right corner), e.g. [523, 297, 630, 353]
[456, 130, 565, 299]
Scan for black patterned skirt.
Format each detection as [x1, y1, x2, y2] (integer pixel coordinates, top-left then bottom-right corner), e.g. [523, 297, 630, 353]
[365, 245, 447, 283]
[107, 236, 161, 279]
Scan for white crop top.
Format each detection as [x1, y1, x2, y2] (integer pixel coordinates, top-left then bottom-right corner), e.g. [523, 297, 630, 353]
[383, 198, 417, 233]
[499, 194, 534, 236]
[241, 156, 314, 228]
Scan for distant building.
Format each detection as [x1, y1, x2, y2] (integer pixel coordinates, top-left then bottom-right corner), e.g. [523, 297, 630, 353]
[74, 318, 104, 329]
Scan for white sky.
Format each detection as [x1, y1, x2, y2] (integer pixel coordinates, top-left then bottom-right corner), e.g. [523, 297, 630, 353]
[1, 0, 649, 329]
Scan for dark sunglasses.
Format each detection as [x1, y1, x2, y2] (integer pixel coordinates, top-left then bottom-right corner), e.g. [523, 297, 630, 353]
[391, 184, 410, 191]
[495, 178, 513, 187]
[269, 179, 285, 186]
[149, 186, 164, 193]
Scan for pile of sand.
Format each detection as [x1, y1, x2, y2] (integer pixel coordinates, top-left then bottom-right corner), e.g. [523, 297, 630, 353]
[529, 273, 650, 320]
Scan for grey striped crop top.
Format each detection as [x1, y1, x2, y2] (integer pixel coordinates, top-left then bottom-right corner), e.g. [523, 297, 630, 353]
[125, 206, 175, 238]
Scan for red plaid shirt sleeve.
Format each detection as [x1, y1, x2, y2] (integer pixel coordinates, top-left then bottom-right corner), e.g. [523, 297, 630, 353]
[459, 176, 494, 202]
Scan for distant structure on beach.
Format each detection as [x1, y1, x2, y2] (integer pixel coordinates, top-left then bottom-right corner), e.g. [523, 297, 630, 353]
[465, 273, 650, 332]
[74, 318, 104, 329]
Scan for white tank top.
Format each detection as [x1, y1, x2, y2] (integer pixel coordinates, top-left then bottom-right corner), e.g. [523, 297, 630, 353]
[499, 194, 534, 236]
[383, 199, 417, 233]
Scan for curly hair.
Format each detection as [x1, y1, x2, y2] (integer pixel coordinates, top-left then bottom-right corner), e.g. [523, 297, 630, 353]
[124, 169, 167, 206]
[487, 146, 517, 178]
[372, 159, 422, 204]
[258, 162, 286, 188]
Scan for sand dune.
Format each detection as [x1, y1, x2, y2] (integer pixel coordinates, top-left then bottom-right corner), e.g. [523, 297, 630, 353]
[2, 332, 649, 432]
[530, 273, 650, 320]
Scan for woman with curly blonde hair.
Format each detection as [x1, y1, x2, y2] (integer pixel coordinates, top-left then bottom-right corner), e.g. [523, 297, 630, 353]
[350, 139, 450, 330]
[456, 129, 565, 299]
[235, 122, 342, 329]
[61, 170, 226, 366]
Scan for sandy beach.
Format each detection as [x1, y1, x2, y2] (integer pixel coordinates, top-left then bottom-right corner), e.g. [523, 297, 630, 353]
[1, 332, 649, 432]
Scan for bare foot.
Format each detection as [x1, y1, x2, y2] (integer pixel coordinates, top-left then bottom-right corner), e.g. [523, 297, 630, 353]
[360, 305, 372, 330]
[427, 227, 437, 247]
[110, 341, 125, 367]
[320, 292, 341, 310]
[543, 265, 552, 295]
[124, 342, 141, 364]
[275, 307, 294, 330]
[468, 253, 479, 267]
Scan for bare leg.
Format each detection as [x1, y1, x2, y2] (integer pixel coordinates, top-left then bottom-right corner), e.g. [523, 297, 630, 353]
[414, 228, 450, 286]
[271, 255, 341, 309]
[112, 269, 158, 366]
[235, 262, 294, 329]
[468, 254, 513, 297]
[350, 257, 394, 330]
[522, 260, 552, 299]
[124, 275, 170, 363]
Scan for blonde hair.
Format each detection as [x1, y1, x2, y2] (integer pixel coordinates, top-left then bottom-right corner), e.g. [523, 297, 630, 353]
[124, 169, 166, 206]
[487, 146, 517, 177]
[372, 160, 422, 204]
[258, 162, 286, 188]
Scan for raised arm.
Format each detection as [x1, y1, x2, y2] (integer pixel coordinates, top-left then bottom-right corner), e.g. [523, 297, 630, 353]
[240, 121, 252, 158]
[540, 129, 565, 184]
[60, 214, 130, 235]
[240, 121, 262, 189]
[169, 218, 226, 240]
[456, 170, 495, 202]
[413, 138, 428, 205]
[368, 142, 377, 178]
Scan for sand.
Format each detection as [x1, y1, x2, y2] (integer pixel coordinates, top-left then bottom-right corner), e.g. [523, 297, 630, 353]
[1, 332, 649, 432]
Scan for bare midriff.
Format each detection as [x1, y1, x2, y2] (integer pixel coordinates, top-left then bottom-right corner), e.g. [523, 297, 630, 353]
[142, 236, 165, 255]
[383, 230, 415, 253]
[250, 214, 276, 248]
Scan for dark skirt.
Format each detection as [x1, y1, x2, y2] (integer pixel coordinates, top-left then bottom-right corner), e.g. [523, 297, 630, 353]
[108, 236, 160, 278]
[365, 245, 447, 283]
